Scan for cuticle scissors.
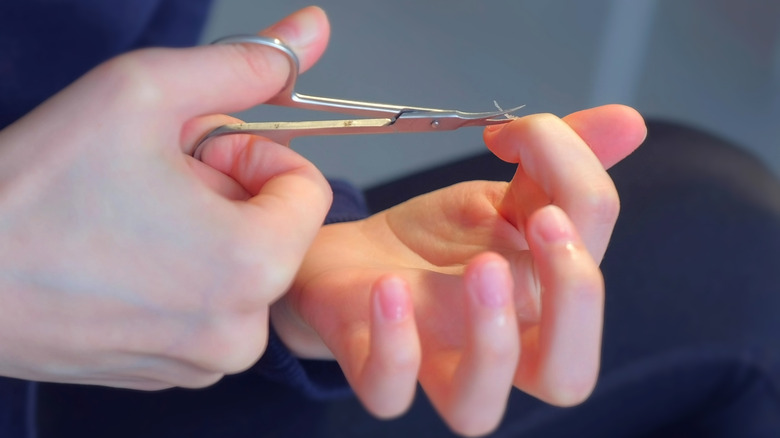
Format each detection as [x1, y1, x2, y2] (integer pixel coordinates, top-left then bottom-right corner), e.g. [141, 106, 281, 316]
[193, 35, 523, 157]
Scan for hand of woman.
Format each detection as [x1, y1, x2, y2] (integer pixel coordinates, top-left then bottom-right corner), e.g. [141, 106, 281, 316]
[272, 105, 646, 436]
[0, 7, 332, 390]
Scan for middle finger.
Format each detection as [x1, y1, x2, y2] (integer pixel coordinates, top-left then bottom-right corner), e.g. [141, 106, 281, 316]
[484, 113, 619, 262]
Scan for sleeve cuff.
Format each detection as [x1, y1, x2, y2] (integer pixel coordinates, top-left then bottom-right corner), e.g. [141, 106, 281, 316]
[252, 178, 370, 400]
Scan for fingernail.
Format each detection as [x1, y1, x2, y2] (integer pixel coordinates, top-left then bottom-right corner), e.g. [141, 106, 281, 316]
[471, 260, 509, 308]
[535, 205, 573, 243]
[266, 6, 321, 48]
[376, 277, 410, 322]
[484, 124, 505, 134]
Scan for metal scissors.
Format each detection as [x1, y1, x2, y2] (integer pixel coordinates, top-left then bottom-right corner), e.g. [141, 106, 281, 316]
[194, 35, 523, 157]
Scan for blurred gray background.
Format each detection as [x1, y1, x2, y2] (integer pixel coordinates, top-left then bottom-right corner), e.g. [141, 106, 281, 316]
[201, 0, 780, 189]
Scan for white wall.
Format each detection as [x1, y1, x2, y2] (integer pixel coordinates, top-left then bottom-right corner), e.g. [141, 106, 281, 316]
[202, 0, 780, 187]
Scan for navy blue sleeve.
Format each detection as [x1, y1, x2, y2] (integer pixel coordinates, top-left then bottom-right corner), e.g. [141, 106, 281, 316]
[1, 2, 215, 436]
[0, 378, 30, 438]
[252, 179, 371, 400]
[0, 0, 212, 129]
[0, 0, 362, 423]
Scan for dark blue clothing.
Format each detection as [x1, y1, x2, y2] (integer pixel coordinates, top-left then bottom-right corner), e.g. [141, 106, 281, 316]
[32, 121, 780, 438]
[0, 1, 360, 437]
[0, 0, 212, 129]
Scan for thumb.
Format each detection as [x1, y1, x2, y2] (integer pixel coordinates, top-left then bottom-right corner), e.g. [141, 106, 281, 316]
[103, 6, 330, 123]
[561, 104, 647, 169]
[483, 104, 646, 170]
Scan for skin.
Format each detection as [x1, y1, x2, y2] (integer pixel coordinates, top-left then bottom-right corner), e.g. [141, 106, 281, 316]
[266, 106, 646, 436]
[0, 7, 332, 389]
[202, 21, 648, 431]
[197, 8, 647, 437]
[0, 5, 646, 437]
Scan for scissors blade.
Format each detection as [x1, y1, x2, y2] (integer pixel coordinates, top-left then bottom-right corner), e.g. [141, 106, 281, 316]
[196, 105, 525, 149]
[391, 105, 525, 132]
[202, 118, 393, 147]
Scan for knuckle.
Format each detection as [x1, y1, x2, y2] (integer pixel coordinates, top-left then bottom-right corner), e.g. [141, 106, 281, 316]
[226, 43, 288, 96]
[189, 313, 270, 375]
[533, 112, 560, 124]
[96, 49, 166, 109]
[219, 235, 293, 306]
[522, 113, 562, 136]
[216, 333, 269, 375]
[580, 181, 620, 225]
[524, 112, 558, 126]
[219, 319, 270, 374]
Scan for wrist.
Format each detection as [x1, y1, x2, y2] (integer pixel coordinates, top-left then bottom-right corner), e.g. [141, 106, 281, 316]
[270, 298, 333, 360]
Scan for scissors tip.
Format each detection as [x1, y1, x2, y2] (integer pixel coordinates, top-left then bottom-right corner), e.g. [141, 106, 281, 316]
[492, 101, 525, 118]
[455, 103, 525, 126]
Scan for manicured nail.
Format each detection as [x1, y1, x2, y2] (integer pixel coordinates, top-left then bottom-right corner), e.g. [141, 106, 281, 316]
[535, 205, 574, 244]
[376, 277, 410, 322]
[267, 6, 321, 48]
[471, 260, 509, 308]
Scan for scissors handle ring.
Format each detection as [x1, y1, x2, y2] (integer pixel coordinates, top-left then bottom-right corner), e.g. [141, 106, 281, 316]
[212, 35, 301, 107]
[190, 35, 524, 155]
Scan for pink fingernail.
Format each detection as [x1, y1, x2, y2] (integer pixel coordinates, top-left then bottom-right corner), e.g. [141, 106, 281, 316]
[376, 277, 410, 322]
[472, 260, 509, 308]
[484, 124, 505, 134]
[535, 205, 573, 243]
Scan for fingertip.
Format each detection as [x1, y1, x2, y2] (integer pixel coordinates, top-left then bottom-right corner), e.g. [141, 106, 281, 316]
[563, 104, 647, 168]
[482, 119, 517, 163]
[373, 275, 413, 323]
[360, 275, 420, 419]
[482, 113, 566, 166]
[154, 6, 331, 118]
[482, 122, 506, 138]
[527, 204, 576, 246]
[261, 5, 331, 73]
[369, 276, 420, 369]
[593, 104, 648, 146]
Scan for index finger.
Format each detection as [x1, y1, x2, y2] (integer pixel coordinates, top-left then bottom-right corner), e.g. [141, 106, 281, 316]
[483, 111, 619, 261]
[562, 104, 647, 169]
[84, 6, 330, 138]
